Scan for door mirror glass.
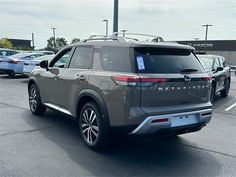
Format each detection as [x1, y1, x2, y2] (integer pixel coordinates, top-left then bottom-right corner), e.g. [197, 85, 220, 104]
[39, 60, 49, 71]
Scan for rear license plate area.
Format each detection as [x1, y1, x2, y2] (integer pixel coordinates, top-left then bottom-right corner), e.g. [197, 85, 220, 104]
[171, 114, 198, 127]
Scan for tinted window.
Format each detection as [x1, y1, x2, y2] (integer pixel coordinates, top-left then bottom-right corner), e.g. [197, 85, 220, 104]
[69, 47, 93, 69]
[135, 48, 204, 74]
[100, 47, 131, 72]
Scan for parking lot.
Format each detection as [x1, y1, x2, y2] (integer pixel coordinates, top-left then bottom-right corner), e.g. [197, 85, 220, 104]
[0, 74, 235, 177]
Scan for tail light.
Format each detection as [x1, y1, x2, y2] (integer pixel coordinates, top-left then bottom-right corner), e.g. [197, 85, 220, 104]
[7, 60, 18, 64]
[201, 77, 211, 81]
[112, 75, 166, 87]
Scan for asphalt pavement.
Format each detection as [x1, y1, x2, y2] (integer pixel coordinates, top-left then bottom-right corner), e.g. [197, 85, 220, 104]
[0, 74, 235, 177]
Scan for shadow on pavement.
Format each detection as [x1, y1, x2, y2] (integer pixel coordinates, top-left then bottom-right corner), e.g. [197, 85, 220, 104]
[21, 109, 221, 177]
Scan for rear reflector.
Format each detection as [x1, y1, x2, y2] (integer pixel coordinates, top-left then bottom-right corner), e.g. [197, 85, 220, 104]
[151, 118, 169, 123]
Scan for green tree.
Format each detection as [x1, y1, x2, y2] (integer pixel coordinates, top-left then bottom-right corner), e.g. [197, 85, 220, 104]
[45, 37, 67, 53]
[71, 38, 80, 44]
[0, 38, 13, 49]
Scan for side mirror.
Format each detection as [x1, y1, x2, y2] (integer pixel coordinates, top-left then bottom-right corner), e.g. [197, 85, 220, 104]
[39, 60, 49, 71]
[216, 66, 224, 72]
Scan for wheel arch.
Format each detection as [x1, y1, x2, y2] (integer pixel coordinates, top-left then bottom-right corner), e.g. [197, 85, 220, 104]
[76, 89, 110, 127]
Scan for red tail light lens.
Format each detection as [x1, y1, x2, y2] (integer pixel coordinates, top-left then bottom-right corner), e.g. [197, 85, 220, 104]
[112, 75, 166, 87]
[201, 77, 211, 81]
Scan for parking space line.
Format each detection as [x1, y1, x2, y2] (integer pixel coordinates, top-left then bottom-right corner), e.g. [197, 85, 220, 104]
[225, 102, 236, 111]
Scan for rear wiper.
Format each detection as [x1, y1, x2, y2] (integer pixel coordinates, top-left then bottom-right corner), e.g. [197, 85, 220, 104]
[180, 68, 198, 73]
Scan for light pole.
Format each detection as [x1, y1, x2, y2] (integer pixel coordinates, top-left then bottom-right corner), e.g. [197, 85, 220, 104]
[103, 19, 108, 36]
[51, 27, 57, 50]
[113, 0, 119, 33]
[202, 24, 213, 41]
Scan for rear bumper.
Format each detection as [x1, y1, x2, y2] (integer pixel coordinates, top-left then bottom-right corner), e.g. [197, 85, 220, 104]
[130, 109, 212, 135]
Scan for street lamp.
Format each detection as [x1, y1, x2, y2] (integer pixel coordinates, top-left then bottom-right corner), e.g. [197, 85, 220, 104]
[202, 24, 213, 41]
[103, 19, 108, 36]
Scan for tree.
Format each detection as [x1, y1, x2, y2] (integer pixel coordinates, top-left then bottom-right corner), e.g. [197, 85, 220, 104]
[45, 37, 67, 53]
[0, 38, 13, 49]
[71, 38, 80, 44]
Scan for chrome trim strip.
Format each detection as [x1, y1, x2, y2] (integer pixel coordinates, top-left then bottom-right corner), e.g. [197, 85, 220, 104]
[44, 103, 73, 116]
[130, 109, 212, 135]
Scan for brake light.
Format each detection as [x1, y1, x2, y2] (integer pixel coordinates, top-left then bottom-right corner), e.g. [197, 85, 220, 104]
[201, 77, 211, 81]
[112, 75, 166, 87]
[8, 60, 18, 64]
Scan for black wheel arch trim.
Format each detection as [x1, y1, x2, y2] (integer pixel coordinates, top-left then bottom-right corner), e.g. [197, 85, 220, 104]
[76, 89, 110, 127]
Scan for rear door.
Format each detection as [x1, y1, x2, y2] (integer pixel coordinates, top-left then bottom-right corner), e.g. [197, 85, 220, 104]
[134, 47, 211, 109]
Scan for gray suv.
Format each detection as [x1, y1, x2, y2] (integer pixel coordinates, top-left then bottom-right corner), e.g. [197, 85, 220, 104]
[28, 34, 212, 149]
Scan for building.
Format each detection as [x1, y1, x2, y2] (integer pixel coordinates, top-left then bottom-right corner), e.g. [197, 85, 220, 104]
[177, 40, 236, 65]
[7, 38, 32, 50]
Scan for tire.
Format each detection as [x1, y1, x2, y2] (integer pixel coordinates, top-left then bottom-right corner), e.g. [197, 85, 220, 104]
[220, 78, 230, 97]
[28, 84, 46, 115]
[8, 72, 15, 77]
[210, 83, 216, 103]
[79, 102, 109, 150]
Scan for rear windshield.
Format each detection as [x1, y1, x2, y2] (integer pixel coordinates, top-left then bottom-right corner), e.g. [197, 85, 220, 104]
[134, 48, 205, 74]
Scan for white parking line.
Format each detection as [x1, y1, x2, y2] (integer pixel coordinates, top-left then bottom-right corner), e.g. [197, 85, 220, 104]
[225, 102, 236, 111]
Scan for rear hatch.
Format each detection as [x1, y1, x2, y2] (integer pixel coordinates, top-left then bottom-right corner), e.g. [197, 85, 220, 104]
[134, 47, 211, 108]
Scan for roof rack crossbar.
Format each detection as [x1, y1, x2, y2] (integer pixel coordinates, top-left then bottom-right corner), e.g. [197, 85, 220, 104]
[83, 33, 164, 42]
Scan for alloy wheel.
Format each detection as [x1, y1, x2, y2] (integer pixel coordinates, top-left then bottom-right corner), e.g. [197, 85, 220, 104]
[29, 86, 37, 112]
[81, 108, 99, 144]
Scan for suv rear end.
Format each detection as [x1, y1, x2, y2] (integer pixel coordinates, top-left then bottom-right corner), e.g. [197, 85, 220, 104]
[91, 42, 212, 135]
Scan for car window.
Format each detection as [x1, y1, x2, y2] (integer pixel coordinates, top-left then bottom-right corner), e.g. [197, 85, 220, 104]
[219, 57, 225, 67]
[51, 49, 72, 68]
[69, 47, 93, 69]
[213, 58, 221, 69]
[198, 57, 214, 70]
[100, 46, 132, 72]
[135, 48, 204, 73]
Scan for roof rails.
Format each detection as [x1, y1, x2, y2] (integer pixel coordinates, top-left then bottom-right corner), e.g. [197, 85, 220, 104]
[83, 33, 164, 43]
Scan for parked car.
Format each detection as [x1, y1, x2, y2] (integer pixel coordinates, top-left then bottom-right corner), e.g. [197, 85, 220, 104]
[197, 54, 231, 102]
[0, 53, 44, 77]
[31, 50, 55, 55]
[0, 48, 19, 59]
[23, 55, 55, 76]
[28, 34, 212, 150]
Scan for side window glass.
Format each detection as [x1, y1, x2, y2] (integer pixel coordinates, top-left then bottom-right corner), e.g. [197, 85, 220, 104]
[69, 47, 93, 69]
[100, 47, 131, 72]
[53, 50, 71, 68]
[213, 58, 220, 69]
[219, 57, 225, 67]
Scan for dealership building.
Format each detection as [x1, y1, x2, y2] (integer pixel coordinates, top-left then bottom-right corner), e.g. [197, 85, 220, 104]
[177, 40, 236, 66]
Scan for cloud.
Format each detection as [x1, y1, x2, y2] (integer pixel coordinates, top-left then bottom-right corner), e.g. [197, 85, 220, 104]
[0, 0, 235, 48]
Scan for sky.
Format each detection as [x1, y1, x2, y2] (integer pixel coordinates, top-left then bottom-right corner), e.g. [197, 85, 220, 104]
[0, 0, 235, 49]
